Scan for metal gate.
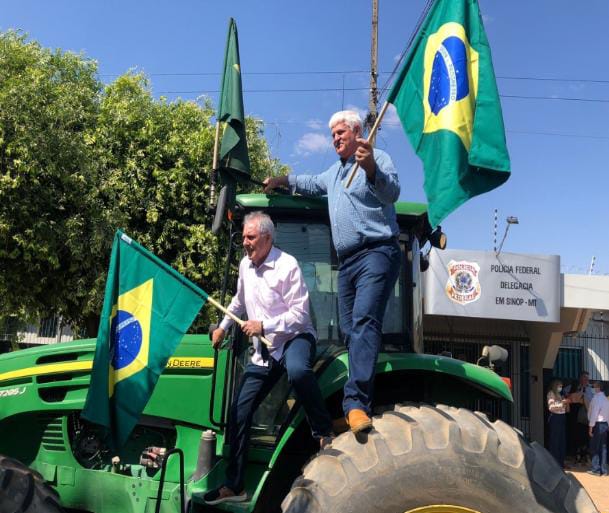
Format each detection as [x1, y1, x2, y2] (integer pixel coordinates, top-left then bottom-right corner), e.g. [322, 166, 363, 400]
[424, 325, 531, 439]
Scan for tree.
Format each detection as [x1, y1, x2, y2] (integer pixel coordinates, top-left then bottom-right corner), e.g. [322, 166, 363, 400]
[0, 31, 105, 333]
[0, 32, 289, 336]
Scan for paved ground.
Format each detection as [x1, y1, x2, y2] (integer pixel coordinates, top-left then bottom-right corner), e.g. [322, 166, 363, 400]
[567, 461, 609, 513]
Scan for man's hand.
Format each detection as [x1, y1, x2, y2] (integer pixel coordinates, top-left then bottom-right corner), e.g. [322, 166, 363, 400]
[242, 320, 263, 337]
[212, 327, 226, 349]
[355, 138, 376, 181]
[589, 426, 594, 438]
[263, 176, 289, 194]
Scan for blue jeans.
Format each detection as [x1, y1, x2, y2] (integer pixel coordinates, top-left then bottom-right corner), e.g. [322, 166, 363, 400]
[338, 240, 401, 416]
[548, 413, 566, 468]
[590, 422, 608, 474]
[225, 333, 332, 492]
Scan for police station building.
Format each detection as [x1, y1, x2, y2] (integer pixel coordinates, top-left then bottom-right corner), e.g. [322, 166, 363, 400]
[422, 248, 609, 444]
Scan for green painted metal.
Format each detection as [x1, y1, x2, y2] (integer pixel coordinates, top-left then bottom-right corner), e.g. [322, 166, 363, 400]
[0, 333, 510, 513]
[236, 193, 428, 218]
[239, 351, 512, 511]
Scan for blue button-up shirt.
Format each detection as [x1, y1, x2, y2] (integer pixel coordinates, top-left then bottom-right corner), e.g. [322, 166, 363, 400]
[288, 149, 400, 258]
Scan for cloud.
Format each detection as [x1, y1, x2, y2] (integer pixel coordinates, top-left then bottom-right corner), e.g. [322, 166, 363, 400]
[345, 104, 367, 121]
[482, 14, 494, 24]
[306, 118, 324, 130]
[382, 104, 402, 130]
[294, 132, 332, 156]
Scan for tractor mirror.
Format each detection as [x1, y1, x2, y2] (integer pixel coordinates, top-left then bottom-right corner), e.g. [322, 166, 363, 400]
[429, 226, 447, 249]
[481, 345, 508, 370]
[212, 185, 230, 234]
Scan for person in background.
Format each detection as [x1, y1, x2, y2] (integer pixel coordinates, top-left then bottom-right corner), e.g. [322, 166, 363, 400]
[587, 381, 609, 476]
[564, 371, 594, 464]
[547, 379, 570, 468]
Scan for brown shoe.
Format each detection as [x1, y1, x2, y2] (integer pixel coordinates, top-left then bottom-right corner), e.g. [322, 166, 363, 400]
[347, 409, 373, 433]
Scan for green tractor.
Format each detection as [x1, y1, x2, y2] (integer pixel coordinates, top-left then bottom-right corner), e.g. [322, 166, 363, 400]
[0, 194, 597, 513]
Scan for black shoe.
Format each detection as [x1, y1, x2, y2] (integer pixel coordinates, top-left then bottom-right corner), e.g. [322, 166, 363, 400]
[202, 486, 247, 505]
[586, 470, 601, 476]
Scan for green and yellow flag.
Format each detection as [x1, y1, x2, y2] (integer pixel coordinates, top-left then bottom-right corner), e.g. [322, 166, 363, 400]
[82, 230, 207, 450]
[217, 17, 250, 181]
[387, 0, 510, 228]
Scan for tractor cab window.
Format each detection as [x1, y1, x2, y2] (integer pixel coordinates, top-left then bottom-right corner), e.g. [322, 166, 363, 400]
[274, 221, 408, 350]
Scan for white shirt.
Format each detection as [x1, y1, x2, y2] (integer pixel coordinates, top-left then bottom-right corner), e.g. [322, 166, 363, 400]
[588, 391, 609, 427]
[220, 246, 315, 366]
[547, 391, 567, 414]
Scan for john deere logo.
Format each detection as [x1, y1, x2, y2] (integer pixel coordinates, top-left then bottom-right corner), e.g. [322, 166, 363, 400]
[445, 260, 481, 305]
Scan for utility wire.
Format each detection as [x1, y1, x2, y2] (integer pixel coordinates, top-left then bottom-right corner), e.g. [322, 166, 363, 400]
[231, 117, 609, 141]
[155, 86, 609, 104]
[100, 70, 609, 85]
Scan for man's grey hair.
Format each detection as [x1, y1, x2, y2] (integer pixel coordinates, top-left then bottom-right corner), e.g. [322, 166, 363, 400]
[328, 110, 363, 131]
[243, 211, 275, 241]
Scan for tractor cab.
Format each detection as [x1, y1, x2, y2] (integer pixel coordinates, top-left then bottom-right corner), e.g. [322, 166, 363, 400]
[208, 193, 437, 446]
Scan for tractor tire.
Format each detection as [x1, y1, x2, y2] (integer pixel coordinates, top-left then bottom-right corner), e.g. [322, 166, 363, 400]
[0, 454, 64, 513]
[282, 404, 598, 513]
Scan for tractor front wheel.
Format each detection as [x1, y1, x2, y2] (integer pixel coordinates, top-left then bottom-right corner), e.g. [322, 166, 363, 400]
[282, 404, 597, 513]
[0, 454, 64, 513]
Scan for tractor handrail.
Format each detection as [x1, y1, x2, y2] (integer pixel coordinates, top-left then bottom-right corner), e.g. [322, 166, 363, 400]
[154, 448, 185, 513]
[209, 225, 241, 429]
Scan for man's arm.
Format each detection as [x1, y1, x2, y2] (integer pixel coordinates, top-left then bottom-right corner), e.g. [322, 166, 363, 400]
[262, 265, 311, 335]
[360, 145, 400, 205]
[588, 396, 600, 428]
[214, 262, 247, 348]
[264, 171, 329, 198]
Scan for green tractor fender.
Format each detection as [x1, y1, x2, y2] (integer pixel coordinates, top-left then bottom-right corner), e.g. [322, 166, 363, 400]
[248, 352, 513, 510]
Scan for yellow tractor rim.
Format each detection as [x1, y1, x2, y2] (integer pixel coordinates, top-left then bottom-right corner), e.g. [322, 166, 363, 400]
[405, 507, 482, 513]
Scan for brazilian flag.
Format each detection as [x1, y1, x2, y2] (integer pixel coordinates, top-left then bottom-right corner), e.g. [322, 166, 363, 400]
[387, 0, 510, 228]
[82, 230, 207, 450]
[217, 17, 250, 181]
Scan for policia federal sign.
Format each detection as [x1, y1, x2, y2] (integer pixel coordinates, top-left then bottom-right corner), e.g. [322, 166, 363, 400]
[424, 248, 560, 322]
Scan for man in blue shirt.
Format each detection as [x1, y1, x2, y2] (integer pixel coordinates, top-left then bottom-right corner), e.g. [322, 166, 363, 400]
[263, 110, 401, 433]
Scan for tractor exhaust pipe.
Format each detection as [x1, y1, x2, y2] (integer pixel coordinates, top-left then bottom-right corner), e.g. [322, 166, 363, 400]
[192, 430, 217, 481]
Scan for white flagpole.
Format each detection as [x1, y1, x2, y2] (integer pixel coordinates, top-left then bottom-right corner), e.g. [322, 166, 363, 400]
[206, 295, 272, 347]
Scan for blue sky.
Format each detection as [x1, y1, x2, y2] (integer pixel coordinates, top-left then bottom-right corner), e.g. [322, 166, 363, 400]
[3, 0, 609, 274]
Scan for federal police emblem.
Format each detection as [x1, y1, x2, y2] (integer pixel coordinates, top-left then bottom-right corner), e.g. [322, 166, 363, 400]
[445, 260, 481, 305]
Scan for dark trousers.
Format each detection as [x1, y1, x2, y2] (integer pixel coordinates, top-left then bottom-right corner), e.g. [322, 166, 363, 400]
[590, 422, 608, 474]
[548, 413, 566, 468]
[338, 240, 401, 416]
[225, 333, 332, 492]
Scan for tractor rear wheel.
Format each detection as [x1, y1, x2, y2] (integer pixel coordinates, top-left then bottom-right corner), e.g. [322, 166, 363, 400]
[0, 454, 64, 513]
[282, 404, 598, 513]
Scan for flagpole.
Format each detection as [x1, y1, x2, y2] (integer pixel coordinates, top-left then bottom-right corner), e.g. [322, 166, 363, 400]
[206, 295, 272, 347]
[212, 121, 221, 171]
[345, 101, 390, 188]
[210, 121, 222, 205]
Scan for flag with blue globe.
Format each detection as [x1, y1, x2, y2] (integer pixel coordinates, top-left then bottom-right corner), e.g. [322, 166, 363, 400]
[82, 230, 207, 450]
[387, 0, 510, 228]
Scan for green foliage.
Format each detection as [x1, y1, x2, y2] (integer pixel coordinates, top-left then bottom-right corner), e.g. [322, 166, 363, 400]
[0, 31, 289, 335]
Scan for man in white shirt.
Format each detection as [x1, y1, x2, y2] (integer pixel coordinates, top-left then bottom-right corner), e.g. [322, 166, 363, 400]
[203, 211, 333, 505]
[587, 382, 609, 476]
